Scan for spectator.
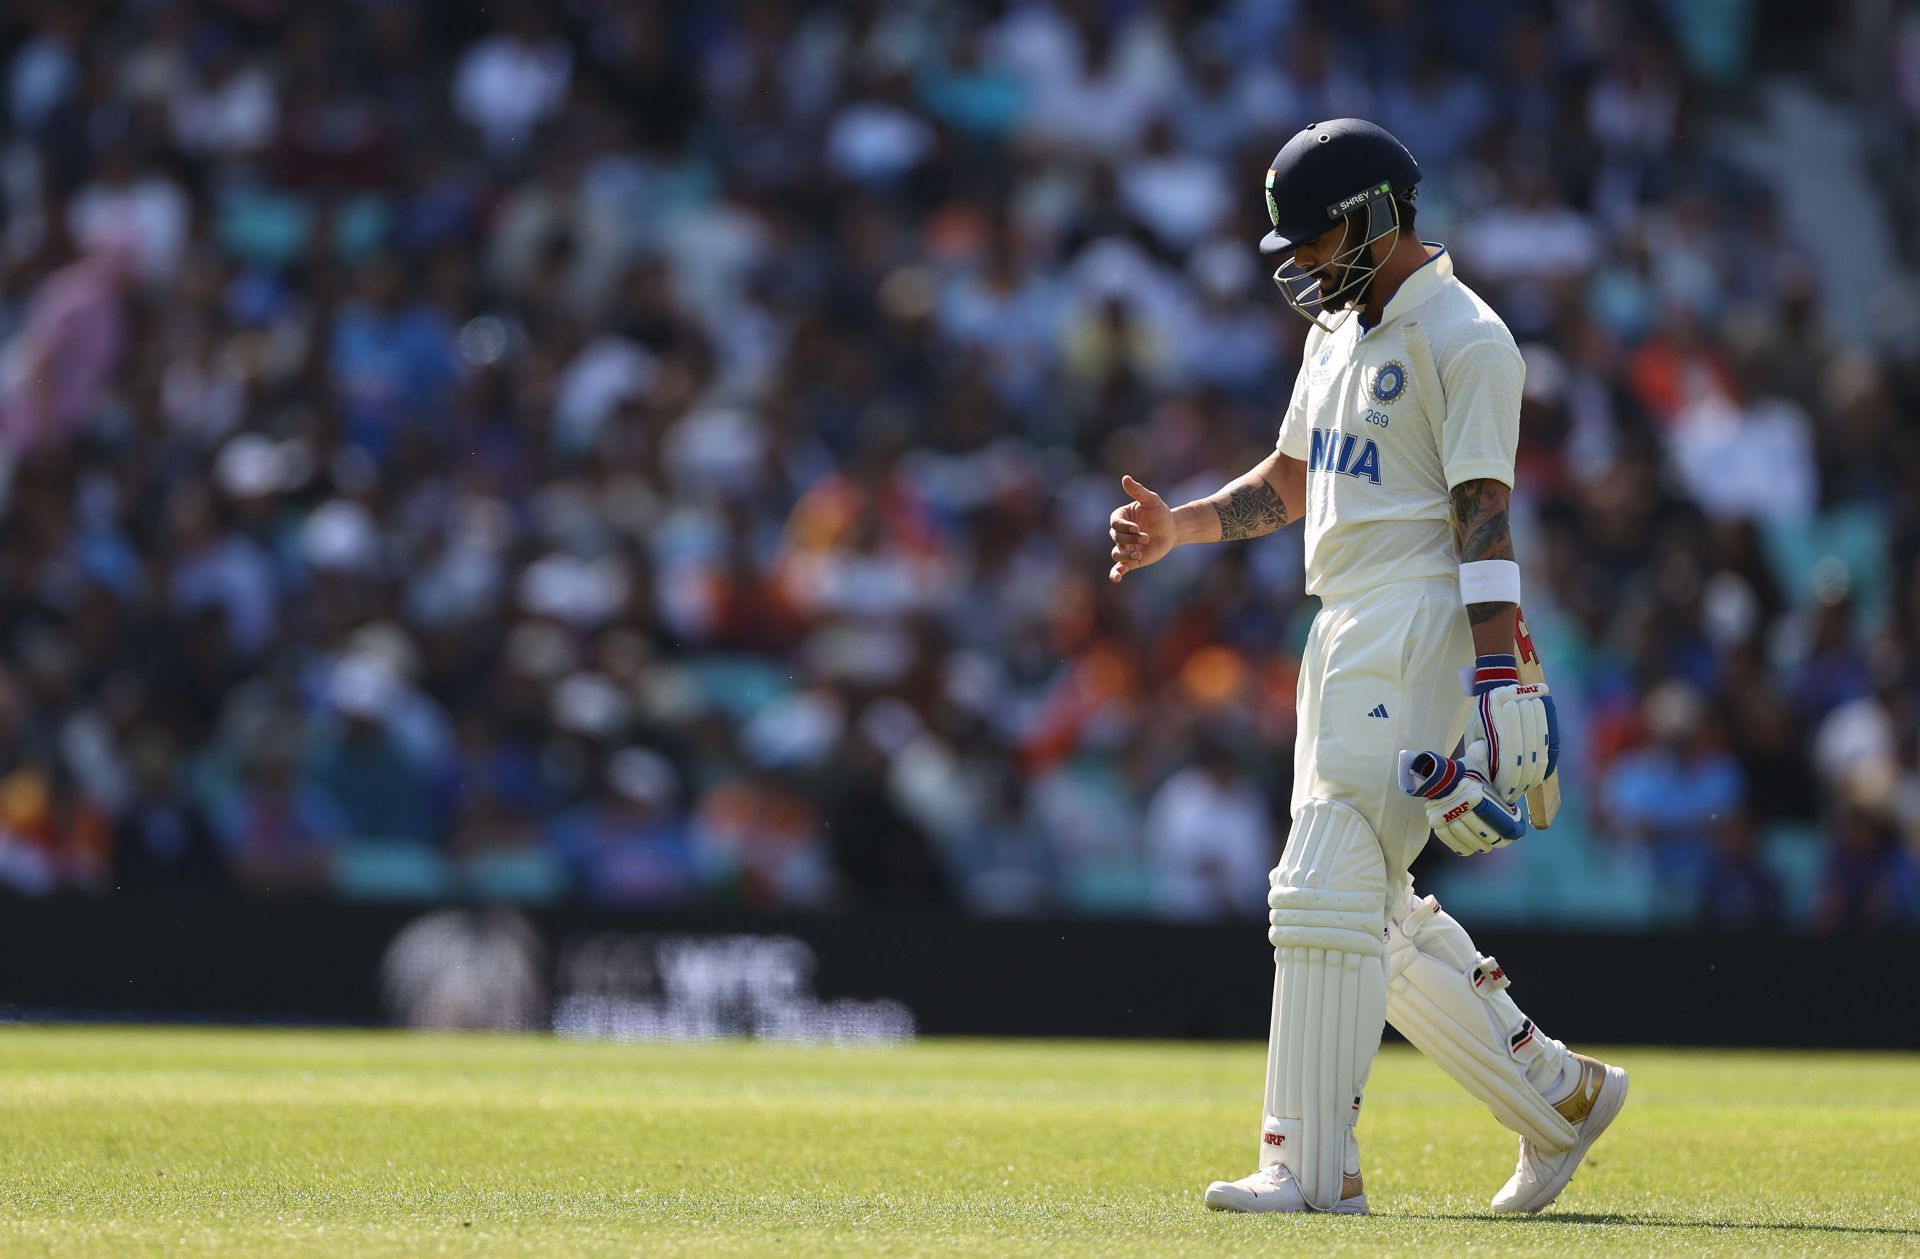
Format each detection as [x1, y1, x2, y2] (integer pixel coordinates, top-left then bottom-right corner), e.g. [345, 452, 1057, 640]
[113, 732, 227, 888]
[1119, 118, 1233, 251]
[304, 656, 434, 847]
[222, 730, 341, 895]
[1694, 811, 1783, 929]
[690, 771, 837, 910]
[1378, 50, 1492, 168]
[0, 240, 135, 456]
[7, 9, 85, 135]
[547, 747, 696, 905]
[1144, 733, 1274, 921]
[1667, 347, 1817, 524]
[0, 659, 110, 893]
[451, 5, 572, 158]
[66, 151, 191, 285]
[1814, 801, 1920, 932]
[168, 40, 278, 159]
[1602, 682, 1746, 898]
[824, 72, 938, 188]
[0, 0, 1908, 933]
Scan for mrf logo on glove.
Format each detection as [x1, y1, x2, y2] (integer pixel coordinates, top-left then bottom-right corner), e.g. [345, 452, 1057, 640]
[1398, 748, 1528, 857]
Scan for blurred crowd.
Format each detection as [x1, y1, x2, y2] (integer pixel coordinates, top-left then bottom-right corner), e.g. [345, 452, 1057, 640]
[1, 0, 1916, 931]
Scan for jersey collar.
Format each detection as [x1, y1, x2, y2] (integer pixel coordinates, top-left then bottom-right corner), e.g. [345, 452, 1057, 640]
[1368, 242, 1451, 334]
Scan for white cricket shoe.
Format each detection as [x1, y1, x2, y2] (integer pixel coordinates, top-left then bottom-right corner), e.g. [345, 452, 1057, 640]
[1491, 1052, 1628, 1213]
[1203, 1162, 1367, 1214]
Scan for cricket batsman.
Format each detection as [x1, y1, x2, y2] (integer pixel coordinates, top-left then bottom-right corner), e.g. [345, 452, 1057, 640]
[1106, 119, 1627, 1214]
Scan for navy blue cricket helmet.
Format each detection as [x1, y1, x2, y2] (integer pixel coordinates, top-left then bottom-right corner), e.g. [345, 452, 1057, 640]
[1259, 119, 1420, 329]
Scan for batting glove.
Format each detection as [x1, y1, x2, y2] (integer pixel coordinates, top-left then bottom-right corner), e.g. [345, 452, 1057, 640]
[1464, 653, 1560, 804]
[1400, 746, 1529, 856]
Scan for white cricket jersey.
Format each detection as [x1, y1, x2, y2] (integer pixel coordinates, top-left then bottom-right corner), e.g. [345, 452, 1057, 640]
[1276, 245, 1523, 602]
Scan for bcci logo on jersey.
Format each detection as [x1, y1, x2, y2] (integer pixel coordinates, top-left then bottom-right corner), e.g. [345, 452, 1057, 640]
[1372, 359, 1408, 404]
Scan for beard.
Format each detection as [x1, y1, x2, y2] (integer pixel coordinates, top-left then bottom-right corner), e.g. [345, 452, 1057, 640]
[1318, 249, 1377, 312]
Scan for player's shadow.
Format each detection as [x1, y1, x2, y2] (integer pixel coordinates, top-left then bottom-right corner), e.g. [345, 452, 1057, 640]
[1401, 1211, 1920, 1238]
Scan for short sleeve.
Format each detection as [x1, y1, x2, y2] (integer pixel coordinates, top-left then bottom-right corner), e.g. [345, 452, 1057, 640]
[1275, 347, 1315, 459]
[1438, 338, 1524, 489]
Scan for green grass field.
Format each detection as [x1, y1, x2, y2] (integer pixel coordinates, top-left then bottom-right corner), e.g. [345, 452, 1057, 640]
[1, 1029, 1916, 1257]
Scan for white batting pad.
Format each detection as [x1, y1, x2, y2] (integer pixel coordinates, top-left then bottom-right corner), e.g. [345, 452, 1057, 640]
[1262, 798, 1389, 1210]
[1385, 893, 1576, 1152]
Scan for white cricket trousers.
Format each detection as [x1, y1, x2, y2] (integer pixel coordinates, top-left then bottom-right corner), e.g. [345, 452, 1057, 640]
[1291, 574, 1471, 886]
[1260, 575, 1577, 1208]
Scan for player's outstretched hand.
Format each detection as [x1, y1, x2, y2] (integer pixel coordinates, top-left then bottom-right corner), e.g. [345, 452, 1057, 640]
[1399, 746, 1529, 856]
[1109, 475, 1175, 582]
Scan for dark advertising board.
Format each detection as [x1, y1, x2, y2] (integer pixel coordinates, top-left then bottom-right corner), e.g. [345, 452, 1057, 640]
[2, 892, 1914, 1049]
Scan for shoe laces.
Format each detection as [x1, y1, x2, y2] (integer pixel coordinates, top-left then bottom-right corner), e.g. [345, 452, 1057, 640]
[1251, 1163, 1291, 1189]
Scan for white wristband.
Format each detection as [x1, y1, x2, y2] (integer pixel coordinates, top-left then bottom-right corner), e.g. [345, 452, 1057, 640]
[1459, 559, 1521, 606]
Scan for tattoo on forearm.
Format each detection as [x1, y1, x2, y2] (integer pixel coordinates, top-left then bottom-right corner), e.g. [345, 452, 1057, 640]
[1214, 478, 1289, 540]
[1449, 482, 1513, 563]
[1452, 479, 1517, 629]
